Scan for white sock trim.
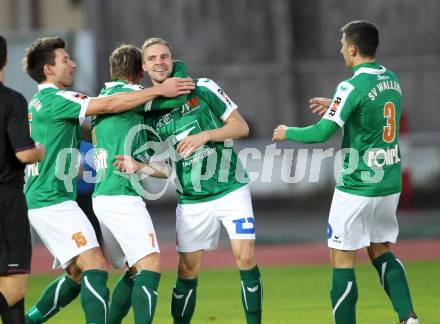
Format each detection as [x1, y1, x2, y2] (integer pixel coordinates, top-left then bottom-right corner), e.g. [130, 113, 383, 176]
[182, 289, 193, 317]
[43, 276, 66, 318]
[396, 258, 407, 276]
[142, 286, 152, 317]
[381, 262, 388, 287]
[240, 281, 248, 311]
[332, 281, 353, 317]
[84, 276, 107, 324]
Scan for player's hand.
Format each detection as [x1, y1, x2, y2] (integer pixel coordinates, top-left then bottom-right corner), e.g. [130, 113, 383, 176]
[272, 125, 288, 141]
[159, 77, 195, 97]
[309, 97, 331, 115]
[176, 132, 209, 158]
[113, 155, 143, 173]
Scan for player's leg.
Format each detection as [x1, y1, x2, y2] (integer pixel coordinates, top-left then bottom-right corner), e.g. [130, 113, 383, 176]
[109, 268, 135, 324]
[93, 195, 161, 324]
[25, 266, 82, 324]
[0, 274, 28, 324]
[330, 249, 358, 324]
[327, 189, 373, 324]
[26, 201, 108, 324]
[172, 251, 203, 324]
[368, 193, 418, 324]
[172, 200, 219, 324]
[230, 240, 262, 324]
[131, 254, 161, 324]
[0, 189, 32, 324]
[76, 246, 109, 324]
[221, 185, 261, 324]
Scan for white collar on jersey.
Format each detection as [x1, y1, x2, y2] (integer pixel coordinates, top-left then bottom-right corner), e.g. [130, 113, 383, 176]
[37, 83, 59, 91]
[353, 65, 387, 77]
[105, 81, 126, 88]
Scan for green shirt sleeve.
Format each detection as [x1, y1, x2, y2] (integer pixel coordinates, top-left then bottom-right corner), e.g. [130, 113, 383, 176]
[149, 60, 189, 111]
[285, 118, 340, 143]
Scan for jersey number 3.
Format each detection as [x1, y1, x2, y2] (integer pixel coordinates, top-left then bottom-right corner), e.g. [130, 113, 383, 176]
[383, 102, 396, 143]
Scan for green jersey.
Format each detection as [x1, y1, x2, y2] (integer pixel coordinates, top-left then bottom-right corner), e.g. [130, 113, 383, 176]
[92, 81, 149, 197]
[92, 61, 189, 197]
[26, 83, 91, 209]
[153, 78, 248, 204]
[323, 63, 402, 196]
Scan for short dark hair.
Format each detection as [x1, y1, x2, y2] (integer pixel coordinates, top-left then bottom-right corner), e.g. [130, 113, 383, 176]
[109, 44, 143, 81]
[22, 36, 65, 83]
[0, 35, 7, 70]
[341, 20, 379, 57]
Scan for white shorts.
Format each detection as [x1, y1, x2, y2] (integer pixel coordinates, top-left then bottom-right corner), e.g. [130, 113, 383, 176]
[327, 189, 400, 250]
[28, 200, 100, 269]
[92, 195, 159, 268]
[176, 185, 255, 252]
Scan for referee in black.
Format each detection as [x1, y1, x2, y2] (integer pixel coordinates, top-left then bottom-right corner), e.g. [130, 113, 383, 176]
[0, 35, 45, 324]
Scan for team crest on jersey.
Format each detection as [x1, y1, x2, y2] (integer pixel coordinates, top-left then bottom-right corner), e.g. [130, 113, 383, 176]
[73, 93, 88, 100]
[329, 97, 341, 116]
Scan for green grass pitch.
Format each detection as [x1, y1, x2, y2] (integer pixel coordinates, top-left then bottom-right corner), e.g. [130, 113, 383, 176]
[26, 260, 439, 323]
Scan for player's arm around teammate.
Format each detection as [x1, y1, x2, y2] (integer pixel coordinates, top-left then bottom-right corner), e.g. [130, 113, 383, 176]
[19, 36, 190, 324]
[140, 37, 262, 324]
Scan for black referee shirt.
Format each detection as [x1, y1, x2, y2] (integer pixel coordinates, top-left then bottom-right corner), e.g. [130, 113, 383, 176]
[0, 81, 35, 188]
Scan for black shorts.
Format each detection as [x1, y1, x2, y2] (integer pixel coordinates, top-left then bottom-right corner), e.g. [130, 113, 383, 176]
[0, 187, 32, 274]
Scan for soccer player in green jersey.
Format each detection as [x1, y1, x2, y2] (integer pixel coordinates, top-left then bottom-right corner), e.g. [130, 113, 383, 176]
[272, 21, 418, 324]
[22, 37, 194, 324]
[92, 44, 189, 324]
[115, 38, 263, 324]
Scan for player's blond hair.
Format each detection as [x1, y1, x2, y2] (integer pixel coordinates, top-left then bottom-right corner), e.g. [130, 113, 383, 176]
[109, 44, 143, 82]
[141, 37, 174, 57]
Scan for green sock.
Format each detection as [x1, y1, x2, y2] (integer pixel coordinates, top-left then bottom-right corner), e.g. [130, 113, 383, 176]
[372, 252, 415, 321]
[330, 268, 358, 324]
[25, 274, 80, 324]
[109, 271, 135, 324]
[132, 270, 161, 324]
[171, 277, 197, 324]
[80, 269, 109, 324]
[239, 265, 262, 324]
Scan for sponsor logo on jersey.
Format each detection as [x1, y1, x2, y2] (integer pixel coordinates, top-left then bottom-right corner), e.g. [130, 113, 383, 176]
[156, 112, 173, 128]
[188, 96, 199, 108]
[366, 144, 401, 168]
[181, 96, 200, 115]
[27, 162, 39, 177]
[217, 88, 233, 107]
[329, 97, 341, 116]
[73, 93, 88, 100]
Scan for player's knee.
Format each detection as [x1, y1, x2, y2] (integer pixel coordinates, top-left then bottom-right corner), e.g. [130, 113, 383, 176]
[367, 242, 390, 261]
[178, 262, 199, 279]
[66, 264, 83, 284]
[234, 252, 256, 269]
[1, 286, 26, 306]
[76, 247, 108, 271]
[134, 252, 161, 273]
